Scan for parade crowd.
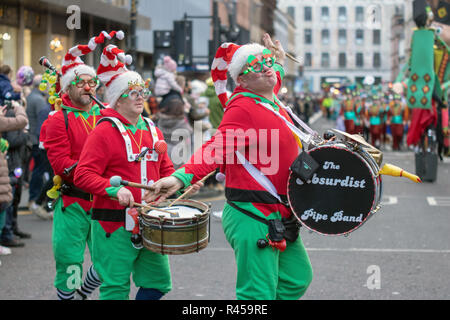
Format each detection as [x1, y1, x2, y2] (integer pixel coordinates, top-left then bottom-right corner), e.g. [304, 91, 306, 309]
[1, 60, 439, 262]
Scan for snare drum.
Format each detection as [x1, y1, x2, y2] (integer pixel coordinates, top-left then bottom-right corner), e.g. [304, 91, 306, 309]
[288, 141, 382, 236]
[139, 199, 210, 254]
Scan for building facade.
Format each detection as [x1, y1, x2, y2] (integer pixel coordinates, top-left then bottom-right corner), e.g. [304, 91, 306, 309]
[0, 0, 150, 79]
[278, 0, 407, 92]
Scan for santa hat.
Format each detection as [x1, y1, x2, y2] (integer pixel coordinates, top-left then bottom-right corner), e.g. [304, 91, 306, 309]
[60, 30, 125, 92]
[97, 44, 143, 108]
[211, 42, 266, 108]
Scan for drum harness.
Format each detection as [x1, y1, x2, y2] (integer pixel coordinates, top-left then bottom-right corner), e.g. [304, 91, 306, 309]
[91, 116, 160, 248]
[226, 93, 323, 251]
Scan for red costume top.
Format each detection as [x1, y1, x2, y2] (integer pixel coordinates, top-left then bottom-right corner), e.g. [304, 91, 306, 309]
[74, 108, 174, 233]
[44, 93, 102, 211]
[172, 66, 301, 219]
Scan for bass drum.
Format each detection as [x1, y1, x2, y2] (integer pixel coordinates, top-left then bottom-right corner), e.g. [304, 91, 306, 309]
[287, 142, 382, 236]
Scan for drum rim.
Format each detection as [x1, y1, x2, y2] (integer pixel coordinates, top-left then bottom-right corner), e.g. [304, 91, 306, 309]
[142, 236, 209, 249]
[287, 144, 380, 236]
[139, 199, 210, 220]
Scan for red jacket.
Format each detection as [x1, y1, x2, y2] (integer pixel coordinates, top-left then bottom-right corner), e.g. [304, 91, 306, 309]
[173, 70, 300, 219]
[44, 94, 102, 211]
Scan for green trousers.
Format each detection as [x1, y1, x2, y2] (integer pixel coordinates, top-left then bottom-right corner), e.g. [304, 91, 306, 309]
[52, 197, 93, 292]
[91, 220, 172, 300]
[222, 202, 313, 300]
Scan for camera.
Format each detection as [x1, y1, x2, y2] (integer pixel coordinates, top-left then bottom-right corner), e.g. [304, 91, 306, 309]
[4, 100, 13, 110]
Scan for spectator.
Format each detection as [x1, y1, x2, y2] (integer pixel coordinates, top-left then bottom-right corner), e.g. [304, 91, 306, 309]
[156, 97, 193, 169]
[0, 101, 28, 252]
[0, 65, 22, 106]
[154, 56, 183, 110]
[202, 77, 224, 130]
[26, 75, 52, 219]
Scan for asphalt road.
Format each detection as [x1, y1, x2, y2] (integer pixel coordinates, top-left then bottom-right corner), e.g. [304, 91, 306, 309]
[1, 114, 449, 300]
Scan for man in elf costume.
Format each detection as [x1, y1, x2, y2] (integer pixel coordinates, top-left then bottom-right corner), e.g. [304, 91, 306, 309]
[74, 44, 197, 300]
[144, 34, 313, 300]
[44, 31, 123, 300]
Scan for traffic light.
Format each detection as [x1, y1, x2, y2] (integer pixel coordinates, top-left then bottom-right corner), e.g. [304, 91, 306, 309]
[173, 20, 193, 66]
[153, 30, 174, 66]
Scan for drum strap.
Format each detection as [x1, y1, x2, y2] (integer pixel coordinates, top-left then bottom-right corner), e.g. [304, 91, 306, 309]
[227, 201, 300, 242]
[227, 201, 270, 225]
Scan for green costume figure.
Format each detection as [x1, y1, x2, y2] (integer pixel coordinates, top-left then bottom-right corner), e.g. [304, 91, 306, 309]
[395, 0, 449, 153]
[393, 0, 450, 180]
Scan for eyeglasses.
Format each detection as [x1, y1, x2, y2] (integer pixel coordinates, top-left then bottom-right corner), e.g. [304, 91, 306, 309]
[239, 49, 276, 76]
[72, 77, 99, 88]
[121, 89, 151, 100]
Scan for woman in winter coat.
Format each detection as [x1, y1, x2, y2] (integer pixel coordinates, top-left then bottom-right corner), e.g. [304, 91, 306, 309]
[0, 102, 28, 205]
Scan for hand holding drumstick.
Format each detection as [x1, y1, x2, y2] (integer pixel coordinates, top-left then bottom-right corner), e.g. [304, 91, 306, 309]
[143, 173, 213, 206]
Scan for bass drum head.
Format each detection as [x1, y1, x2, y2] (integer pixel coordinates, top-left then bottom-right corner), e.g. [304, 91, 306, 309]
[288, 145, 377, 236]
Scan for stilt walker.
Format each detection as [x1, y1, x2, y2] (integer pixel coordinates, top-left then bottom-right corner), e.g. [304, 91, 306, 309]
[394, 0, 450, 181]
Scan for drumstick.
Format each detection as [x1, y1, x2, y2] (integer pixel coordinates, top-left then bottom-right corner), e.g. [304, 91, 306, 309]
[168, 171, 216, 208]
[110, 175, 154, 191]
[270, 45, 301, 64]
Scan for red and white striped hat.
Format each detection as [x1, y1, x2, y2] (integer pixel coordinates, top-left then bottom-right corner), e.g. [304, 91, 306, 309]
[211, 42, 266, 108]
[97, 44, 143, 108]
[60, 30, 124, 92]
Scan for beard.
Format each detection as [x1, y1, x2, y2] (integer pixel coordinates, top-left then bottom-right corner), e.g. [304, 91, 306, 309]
[69, 89, 92, 107]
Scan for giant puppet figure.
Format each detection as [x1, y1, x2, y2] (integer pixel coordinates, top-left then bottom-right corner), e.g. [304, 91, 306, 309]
[394, 0, 450, 181]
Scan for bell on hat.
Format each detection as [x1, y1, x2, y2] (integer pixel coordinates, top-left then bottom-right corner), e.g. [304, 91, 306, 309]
[97, 44, 144, 108]
[60, 30, 125, 92]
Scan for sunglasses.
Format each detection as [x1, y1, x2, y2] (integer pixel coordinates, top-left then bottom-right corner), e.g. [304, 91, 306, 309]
[239, 49, 276, 76]
[121, 89, 151, 100]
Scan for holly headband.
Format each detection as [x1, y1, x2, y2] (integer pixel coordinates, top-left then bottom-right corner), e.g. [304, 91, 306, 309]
[121, 79, 151, 99]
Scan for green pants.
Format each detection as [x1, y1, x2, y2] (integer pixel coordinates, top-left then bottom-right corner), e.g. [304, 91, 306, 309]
[222, 203, 313, 300]
[52, 197, 93, 292]
[91, 220, 172, 300]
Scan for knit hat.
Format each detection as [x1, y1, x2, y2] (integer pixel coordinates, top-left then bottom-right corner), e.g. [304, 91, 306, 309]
[97, 44, 144, 108]
[163, 56, 177, 72]
[211, 42, 266, 108]
[60, 30, 124, 92]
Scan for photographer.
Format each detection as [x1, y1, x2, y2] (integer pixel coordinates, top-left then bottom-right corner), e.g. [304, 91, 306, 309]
[0, 100, 28, 255]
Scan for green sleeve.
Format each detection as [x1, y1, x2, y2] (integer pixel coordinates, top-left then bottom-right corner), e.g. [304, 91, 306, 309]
[105, 186, 123, 198]
[171, 167, 195, 189]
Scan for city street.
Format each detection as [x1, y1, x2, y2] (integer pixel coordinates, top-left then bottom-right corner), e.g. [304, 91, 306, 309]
[1, 114, 449, 300]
